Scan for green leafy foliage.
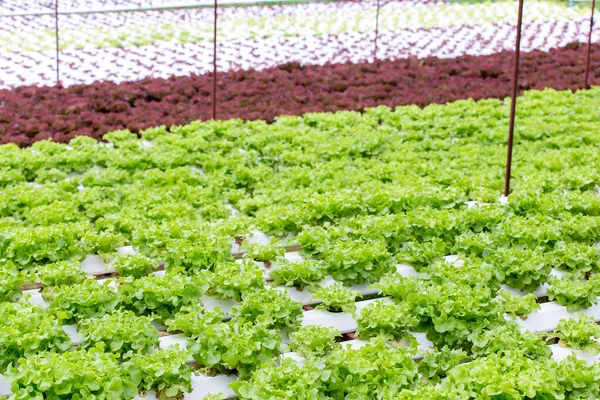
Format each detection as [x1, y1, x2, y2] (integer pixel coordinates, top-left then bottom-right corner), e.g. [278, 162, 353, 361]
[415, 350, 590, 399]
[125, 347, 193, 400]
[355, 300, 419, 341]
[1, 223, 87, 269]
[402, 352, 600, 399]
[489, 247, 552, 292]
[34, 260, 88, 287]
[80, 230, 127, 262]
[452, 231, 494, 258]
[498, 291, 541, 319]
[371, 274, 426, 301]
[289, 325, 341, 358]
[118, 271, 210, 321]
[6, 347, 139, 400]
[0, 302, 72, 372]
[418, 347, 468, 383]
[556, 354, 600, 399]
[163, 235, 234, 273]
[548, 313, 600, 355]
[3, 89, 600, 398]
[322, 239, 394, 284]
[417, 282, 502, 348]
[165, 304, 224, 337]
[79, 310, 159, 356]
[322, 338, 418, 399]
[201, 394, 226, 400]
[296, 226, 334, 256]
[312, 282, 361, 314]
[189, 319, 282, 378]
[104, 129, 139, 146]
[269, 259, 325, 289]
[549, 241, 600, 273]
[231, 288, 303, 329]
[496, 215, 563, 249]
[468, 322, 552, 360]
[374, 273, 502, 348]
[241, 239, 285, 262]
[547, 273, 600, 311]
[422, 257, 499, 290]
[44, 279, 120, 322]
[398, 239, 447, 269]
[209, 260, 265, 302]
[112, 254, 156, 278]
[234, 338, 418, 399]
[0, 262, 24, 302]
[231, 358, 324, 400]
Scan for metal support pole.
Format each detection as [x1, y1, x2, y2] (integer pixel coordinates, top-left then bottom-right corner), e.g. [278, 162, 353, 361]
[212, 0, 218, 120]
[55, 0, 60, 85]
[585, 0, 596, 89]
[503, 0, 524, 197]
[374, 0, 380, 62]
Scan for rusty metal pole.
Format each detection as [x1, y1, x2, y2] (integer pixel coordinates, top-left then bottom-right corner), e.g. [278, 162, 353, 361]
[585, 0, 596, 89]
[374, 0, 381, 61]
[212, 0, 218, 120]
[55, 0, 60, 85]
[504, 0, 524, 197]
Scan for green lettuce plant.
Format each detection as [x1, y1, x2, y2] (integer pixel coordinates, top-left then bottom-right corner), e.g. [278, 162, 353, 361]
[289, 325, 341, 358]
[112, 254, 156, 278]
[312, 283, 361, 314]
[34, 260, 88, 287]
[548, 313, 600, 355]
[269, 259, 326, 289]
[547, 273, 600, 311]
[125, 347, 193, 400]
[6, 347, 139, 400]
[79, 310, 159, 356]
[231, 288, 303, 329]
[44, 279, 120, 322]
[0, 302, 72, 372]
[118, 270, 210, 321]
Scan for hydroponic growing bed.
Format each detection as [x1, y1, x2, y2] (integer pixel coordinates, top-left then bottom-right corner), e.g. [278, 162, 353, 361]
[1, 0, 598, 88]
[1, 88, 600, 399]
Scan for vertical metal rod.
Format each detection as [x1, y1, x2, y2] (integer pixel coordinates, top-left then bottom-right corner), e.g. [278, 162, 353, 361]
[504, 0, 524, 197]
[374, 0, 381, 61]
[212, 0, 218, 120]
[55, 0, 60, 85]
[585, 0, 596, 89]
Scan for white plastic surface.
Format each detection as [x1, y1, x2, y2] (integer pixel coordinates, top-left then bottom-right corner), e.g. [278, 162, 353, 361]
[132, 374, 237, 400]
[516, 300, 600, 333]
[1, 15, 598, 89]
[0, 376, 9, 397]
[550, 344, 600, 363]
[500, 269, 567, 298]
[80, 245, 137, 275]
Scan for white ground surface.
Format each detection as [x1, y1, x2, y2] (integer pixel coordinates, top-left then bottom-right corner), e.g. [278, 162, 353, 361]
[0, 1, 583, 51]
[0, 0, 436, 15]
[0, 17, 598, 89]
[0, 0, 596, 89]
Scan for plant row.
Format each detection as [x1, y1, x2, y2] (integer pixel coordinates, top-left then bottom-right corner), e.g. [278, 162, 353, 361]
[1, 88, 600, 398]
[1, 42, 598, 146]
[3, 15, 596, 89]
[3, 262, 600, 399]
[4, 295, 600, 400]
[0, 1, 583, 52]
